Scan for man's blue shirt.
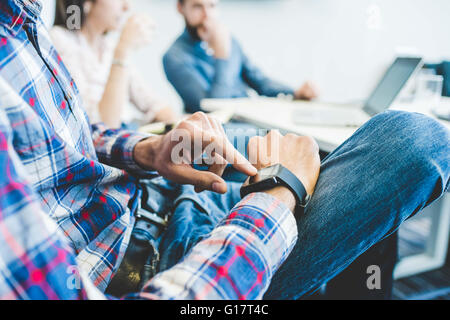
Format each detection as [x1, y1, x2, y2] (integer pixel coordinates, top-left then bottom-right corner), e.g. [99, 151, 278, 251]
[163, 29, 294, 113]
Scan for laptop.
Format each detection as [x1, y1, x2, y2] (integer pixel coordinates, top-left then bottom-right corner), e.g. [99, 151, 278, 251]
[293, 56, 424, 127]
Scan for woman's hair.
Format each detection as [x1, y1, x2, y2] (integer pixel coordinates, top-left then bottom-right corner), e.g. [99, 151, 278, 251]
[54, 0, 93, 29]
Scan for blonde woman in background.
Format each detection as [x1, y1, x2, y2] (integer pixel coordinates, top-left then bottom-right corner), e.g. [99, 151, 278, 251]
[51, 0, 178, 128]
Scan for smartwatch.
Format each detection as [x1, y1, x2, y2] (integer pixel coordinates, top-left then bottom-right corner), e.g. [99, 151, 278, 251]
[240, 164, 311, 210]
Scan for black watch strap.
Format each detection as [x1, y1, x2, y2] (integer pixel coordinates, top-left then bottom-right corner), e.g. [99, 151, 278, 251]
[240, 164, 310, 208]
[276, 165, 309, 208]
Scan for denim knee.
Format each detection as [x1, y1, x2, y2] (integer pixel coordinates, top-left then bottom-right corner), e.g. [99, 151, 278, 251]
[371, 110, 450, 195]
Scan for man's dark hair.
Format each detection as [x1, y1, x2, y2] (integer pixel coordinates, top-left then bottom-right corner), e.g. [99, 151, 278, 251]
[54, 0, 94, 29]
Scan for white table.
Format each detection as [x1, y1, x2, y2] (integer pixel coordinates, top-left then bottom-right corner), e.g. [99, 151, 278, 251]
[202, 97, 450, 279]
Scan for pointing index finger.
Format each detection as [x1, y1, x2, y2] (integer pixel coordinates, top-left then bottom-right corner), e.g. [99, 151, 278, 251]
[223, 139, 257, 177]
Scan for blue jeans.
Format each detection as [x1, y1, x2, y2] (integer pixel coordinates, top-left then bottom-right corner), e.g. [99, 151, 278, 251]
[147, 111, 449, 299]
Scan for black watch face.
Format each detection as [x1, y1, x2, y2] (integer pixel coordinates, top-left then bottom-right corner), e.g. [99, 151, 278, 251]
[248, 164, 283, 184]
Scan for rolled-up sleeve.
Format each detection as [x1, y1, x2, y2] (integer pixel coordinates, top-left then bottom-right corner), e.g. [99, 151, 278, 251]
[91, 122, 156, 177]
[130, 192, 298, 300]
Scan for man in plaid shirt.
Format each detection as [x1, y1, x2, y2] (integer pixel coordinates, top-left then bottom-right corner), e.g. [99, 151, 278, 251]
[0, 0, 448, 300]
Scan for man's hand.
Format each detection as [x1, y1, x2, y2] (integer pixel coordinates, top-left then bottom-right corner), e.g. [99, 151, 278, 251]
[248, 130, 321, 211]
[294, 81, 318, 101]
[133, 112, 257, 194]
[198, 19, 231, 59]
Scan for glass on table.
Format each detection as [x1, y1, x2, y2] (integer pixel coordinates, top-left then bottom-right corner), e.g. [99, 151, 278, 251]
[414, 74, 444, 112]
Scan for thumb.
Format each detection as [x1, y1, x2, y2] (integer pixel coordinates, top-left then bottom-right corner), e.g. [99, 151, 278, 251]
[171, 165, 227, 194]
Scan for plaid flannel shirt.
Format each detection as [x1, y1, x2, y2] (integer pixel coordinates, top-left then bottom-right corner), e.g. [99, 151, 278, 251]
[0, 0, 298, 300]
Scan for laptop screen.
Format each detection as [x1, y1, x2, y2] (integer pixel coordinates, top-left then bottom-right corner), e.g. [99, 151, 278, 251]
[363, 57, 423, 116]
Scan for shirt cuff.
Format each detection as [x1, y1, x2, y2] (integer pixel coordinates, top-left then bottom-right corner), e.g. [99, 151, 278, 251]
[222, 192, 298, 273]
[119, 132, 155, 174]
[279, 89, 296, 97]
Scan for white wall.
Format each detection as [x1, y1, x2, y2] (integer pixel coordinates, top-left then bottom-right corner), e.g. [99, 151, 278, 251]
[41, 0, 450, 111]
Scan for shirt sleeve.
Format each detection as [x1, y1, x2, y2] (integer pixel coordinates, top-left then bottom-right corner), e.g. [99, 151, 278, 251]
[163, 49, 238, 114]
[0, 108, 94, 300]
[127, 192, 298, 300]
[90, 122, 158, 177]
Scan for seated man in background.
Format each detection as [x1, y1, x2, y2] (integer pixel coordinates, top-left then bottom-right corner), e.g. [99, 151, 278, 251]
[51, 0, 178, 129]
[163, 0, 318, 114]
[0, 0, 449, 300]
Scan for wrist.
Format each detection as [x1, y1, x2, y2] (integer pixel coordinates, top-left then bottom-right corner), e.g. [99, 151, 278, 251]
[213, 47, 229, 59]
[294, 91, 305, 100]
[112, 58, 129, 69]
[209, 37, 230, 59]
[212, 42, 230, 59]
[264, 186, 296, 213]
[133, 135, 162, 171]
[114, 44, 130, 62]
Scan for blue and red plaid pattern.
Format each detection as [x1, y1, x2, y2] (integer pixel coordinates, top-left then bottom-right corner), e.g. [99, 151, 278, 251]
[0, 0, 152, 292]
[131, 193, 298, 300]
[0, 0, 298, 300]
